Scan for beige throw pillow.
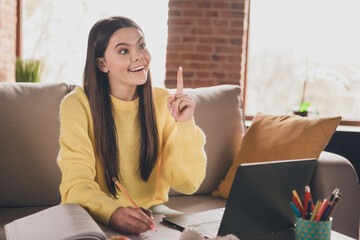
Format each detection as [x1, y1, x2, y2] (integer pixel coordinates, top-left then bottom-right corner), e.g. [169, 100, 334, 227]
[212, 113, 342, 199]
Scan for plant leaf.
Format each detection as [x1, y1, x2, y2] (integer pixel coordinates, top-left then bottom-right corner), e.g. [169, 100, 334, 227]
[300, 102, 311, 112]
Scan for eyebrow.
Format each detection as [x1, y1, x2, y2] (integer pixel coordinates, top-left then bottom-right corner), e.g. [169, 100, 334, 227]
[114, 36, 144, 49]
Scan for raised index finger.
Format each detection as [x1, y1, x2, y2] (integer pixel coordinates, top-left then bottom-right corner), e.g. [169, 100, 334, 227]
[177, 66, 183, 94]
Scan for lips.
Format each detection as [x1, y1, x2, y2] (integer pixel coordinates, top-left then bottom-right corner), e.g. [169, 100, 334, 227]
[128, 65, 145, 72]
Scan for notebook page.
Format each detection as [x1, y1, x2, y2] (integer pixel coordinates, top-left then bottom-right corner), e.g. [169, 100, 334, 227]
[102, 215, 182, 240]
[5, 203, 106, 240]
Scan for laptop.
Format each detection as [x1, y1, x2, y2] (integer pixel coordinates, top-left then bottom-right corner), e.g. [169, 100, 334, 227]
[163, 158, 317, 239]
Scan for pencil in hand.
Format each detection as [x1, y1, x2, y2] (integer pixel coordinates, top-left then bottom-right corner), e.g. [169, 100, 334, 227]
[112, 177, 157, 231]
[112, 177, 140, 209]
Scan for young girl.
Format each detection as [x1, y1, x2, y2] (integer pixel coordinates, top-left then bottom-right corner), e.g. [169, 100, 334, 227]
[57, 16, 206, 235]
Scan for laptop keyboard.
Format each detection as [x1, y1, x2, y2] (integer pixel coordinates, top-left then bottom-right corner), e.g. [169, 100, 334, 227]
[188, 220, 221, 239]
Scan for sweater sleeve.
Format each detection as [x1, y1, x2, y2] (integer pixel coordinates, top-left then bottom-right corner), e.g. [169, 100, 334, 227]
[57, 92, 120, 225]
[160, 107, 207, 195]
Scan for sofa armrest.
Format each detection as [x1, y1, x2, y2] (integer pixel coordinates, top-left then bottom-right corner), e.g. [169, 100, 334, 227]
[310, 151, 359, 239]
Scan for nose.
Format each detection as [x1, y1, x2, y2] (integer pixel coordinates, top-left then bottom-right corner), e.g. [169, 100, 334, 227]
[132, 51, 143, 62]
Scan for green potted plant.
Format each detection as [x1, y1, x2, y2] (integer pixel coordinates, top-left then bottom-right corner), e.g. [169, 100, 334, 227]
[293, 63, 349, 117]
[15, 58, 42, 82]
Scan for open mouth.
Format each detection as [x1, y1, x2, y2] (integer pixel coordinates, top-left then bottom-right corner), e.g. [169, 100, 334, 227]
[128, 65, 145, 72]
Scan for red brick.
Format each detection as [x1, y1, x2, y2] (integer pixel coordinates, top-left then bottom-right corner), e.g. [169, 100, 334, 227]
[183, 10, 203, 18]
[230, 38, 242, 45]
[181, 53, 211, 61]
[193, 81, 217, 87]
[218, 80, 240, 85]
[166, 61, 185, 69]
[228, 72, 241, 80]
[182, 71, 194, 78]
[228, 55, 242, 62]
[191, 28, 213, 35]
[168, 18, 196, 26]
[167, 36, 181, 44]
[0, 0, 17, 82]
[166, 53, 180, 61]
[198, 37, 228, 44]
[231, 20, 244, 28]
[166, 70, 178, 79]
[169, 1, 197, 8]
[231, 2, 245, 10]
[189, 62, 219, 70]
[183, 36, 197, 42]
[167, 27, 191, 35]
[212, 54, 226, 61]
[205, 11, 219, 18]
[220, 63, 241, 72]
[168, 10, 181, 17]
[166, 0, 248, 89]
[212, 72, 226, 79]
[197, 19, 212, 26]
[215, 46, 242, 53]
[214, 28, 243, 36]
[196, 72, 210, 78]
[213, 19, 229, 27]
[213, 2, 231, 9]
[220, 11, 244, 18]
[197, 2, 212, 8]
[196, 45, 213, 52]
[164, 79, 177, 88]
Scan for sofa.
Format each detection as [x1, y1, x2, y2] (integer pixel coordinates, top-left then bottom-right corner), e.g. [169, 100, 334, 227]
[0, 82, 359, 239]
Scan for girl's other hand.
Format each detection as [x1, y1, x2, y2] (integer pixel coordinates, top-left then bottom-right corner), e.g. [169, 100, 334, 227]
[109, 206, 155, 235]
[167, 67, 196, 122]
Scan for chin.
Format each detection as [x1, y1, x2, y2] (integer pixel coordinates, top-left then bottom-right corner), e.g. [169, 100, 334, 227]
[137, 73, 148, 85]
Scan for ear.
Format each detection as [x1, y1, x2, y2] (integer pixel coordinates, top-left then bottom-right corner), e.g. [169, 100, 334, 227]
[96, 58, 108, 73]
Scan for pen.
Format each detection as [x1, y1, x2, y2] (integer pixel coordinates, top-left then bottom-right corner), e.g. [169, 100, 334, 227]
[305, 199, 312, 220]
[303, 186, 311, 218]
[315, 198, 329, 221]
[112, 177, 157, 230]
[292, 190, 304, 215]
[290, 202, 302, 218]
[324, 192, 341, 221]
[320, 203, 332, 221]
[310, 200, 321, 221]
[329, 188, 339, 202]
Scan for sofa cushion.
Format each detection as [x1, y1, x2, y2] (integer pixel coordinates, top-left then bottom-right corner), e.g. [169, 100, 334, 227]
[213, 113, 342, 199]
[169, 85, 246, 196]
[0, 82, 75, 207]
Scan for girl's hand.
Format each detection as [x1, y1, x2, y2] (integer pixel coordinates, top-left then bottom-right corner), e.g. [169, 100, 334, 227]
[109, 207, 155, 235]
[167, 67, 196, 122]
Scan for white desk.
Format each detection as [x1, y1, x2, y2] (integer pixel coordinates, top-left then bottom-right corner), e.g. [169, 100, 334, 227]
[101, 214, 356, 240]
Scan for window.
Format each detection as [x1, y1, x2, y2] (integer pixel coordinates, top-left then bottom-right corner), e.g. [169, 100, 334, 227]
[245, 0, 360, 123]
[22, 0, 169, 87]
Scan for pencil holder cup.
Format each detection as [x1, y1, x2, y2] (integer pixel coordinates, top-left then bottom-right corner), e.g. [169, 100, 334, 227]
[295, 218, 332, 240]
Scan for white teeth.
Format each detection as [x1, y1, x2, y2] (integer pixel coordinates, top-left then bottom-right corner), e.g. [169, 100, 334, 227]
[129, 66, 145, 72]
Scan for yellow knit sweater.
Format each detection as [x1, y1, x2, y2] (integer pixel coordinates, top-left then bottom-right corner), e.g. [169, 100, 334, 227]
[57, 86, 206, 225]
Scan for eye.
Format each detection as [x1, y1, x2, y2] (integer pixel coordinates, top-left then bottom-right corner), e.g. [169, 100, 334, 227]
[119, 48, 129, 54]
[139, 43, 146, 50]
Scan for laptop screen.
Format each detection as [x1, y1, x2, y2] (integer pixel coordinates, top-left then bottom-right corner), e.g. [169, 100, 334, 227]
[218, 158, 317, 239]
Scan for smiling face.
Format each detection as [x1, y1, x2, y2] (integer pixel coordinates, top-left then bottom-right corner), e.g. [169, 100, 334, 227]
[96, 27, 151, 100]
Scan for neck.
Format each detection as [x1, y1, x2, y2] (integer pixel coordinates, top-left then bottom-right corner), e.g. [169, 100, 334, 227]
[110, 85, 138, 101]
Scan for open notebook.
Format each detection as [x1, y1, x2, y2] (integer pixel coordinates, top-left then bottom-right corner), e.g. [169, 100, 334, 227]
[5, 203, 107, 240]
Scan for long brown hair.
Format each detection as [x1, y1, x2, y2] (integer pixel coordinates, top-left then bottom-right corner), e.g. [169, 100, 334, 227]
[83, 16, 158, 198]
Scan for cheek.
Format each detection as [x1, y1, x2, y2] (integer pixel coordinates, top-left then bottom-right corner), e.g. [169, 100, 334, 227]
[144, 51, 151, 65]
[113, 59, 130, 73]
[106, 54, 130, 71]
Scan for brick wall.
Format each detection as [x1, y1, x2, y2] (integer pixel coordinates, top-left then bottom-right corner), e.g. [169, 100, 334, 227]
[165, 0, 249, 89]
[0, 0, 17, 82]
